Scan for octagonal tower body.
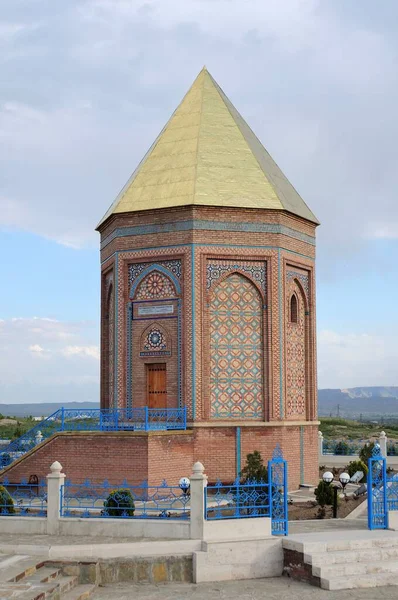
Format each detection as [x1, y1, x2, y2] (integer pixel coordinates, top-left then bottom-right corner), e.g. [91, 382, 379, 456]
[97, 68, 319, 488]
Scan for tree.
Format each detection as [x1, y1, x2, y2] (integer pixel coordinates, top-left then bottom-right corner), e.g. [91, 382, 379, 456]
[359, 442, 375, 465]
[314, 480, 334, 507]
[240, 450, 268, 482]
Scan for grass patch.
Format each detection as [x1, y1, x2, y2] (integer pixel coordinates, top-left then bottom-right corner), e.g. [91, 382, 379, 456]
[320, 417, 398, 441]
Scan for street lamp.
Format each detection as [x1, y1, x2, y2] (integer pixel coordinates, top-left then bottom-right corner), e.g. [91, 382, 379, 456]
[179, 477, 190, 496]
[322, 471, 334, 484]
[339, 472, 350, 495]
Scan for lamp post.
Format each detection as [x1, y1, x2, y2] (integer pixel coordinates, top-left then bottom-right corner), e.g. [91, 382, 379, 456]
[179, 477, 190, 496]
[339, 472, 350, 496]
[322, 471, 338, 518]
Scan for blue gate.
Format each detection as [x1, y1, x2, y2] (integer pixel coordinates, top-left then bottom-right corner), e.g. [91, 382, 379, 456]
[268, 445, 288, 536]
[367, 444, 388, 530]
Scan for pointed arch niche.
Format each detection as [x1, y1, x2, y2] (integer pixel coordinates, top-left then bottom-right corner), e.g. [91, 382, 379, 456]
[285, 269, 310, 418]
[102, 274, 114, 409]
[208, 272, 265, 420]
[127, 261, 182, 410]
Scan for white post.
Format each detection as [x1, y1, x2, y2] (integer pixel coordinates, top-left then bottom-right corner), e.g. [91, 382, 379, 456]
[35, 430, 43, 446]
[379, 431, 387, 458]
[46, 461, 65, 535]
[318, 430, 324, 457]
[189, 461, 207, 540]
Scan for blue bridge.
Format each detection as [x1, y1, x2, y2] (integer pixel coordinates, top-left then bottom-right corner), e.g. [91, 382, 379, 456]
[0, 407, 187, 469]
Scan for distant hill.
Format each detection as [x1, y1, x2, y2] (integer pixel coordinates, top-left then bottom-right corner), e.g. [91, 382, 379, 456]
[2, 388, 398, 419]
[318, 387, 398, 418]
[0, 402, 99, 418]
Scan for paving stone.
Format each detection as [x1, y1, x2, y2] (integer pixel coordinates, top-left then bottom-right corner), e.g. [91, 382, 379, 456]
[90, 578, 398, 600]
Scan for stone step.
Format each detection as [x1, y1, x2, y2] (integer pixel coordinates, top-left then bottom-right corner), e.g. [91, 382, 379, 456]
[285, 535, 398, 556]
[24, 566, 61, 584]
[323, 572, 398, 591]
[314, 559, 398, 578]
[62, 584, 96, 600]
[0, 556, 46, 583]
[311, 546, 398, 566]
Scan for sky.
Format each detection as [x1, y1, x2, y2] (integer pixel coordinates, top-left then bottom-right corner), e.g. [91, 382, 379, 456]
[1, 0, 398, 404]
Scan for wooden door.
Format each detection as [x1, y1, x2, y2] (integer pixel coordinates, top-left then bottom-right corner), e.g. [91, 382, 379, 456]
[146, 363, 167, 408]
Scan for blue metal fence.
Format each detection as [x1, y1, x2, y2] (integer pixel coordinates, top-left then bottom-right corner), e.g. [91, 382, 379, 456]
[60, 479, 190, 520]
[204, 445, 288, 536]
[205, 479, 270, 520]
[268, 446, 288, 536]
[0, 407, 187, 469]
[0, 477, 47, 516]
[367, 445, 388, 530]
[322, 439, 361, 456]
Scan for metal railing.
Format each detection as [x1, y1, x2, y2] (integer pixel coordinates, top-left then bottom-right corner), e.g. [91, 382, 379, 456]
[0, 407, 187, 469]
[0, 477, 47, 516]
[204, 445, 288, 536]
[60, 479, 190, 520]
[205, 479, 270, 520]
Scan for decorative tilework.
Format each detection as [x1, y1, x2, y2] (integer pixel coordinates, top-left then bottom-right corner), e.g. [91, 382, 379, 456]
[101, 220, 316, 250]
[210, 273, 264, 419]
[128, 260, 182, 287]
[287, 270, 309, 298]
[140, 323, 171, 357]
[207, 260, 267, 296]
[134, 271, 177, 300]
[285, 278, 306, 417]
[116, 249, 190, 415]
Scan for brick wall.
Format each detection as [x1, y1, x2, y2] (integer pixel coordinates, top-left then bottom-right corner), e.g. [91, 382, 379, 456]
[0, 426, 318, 491]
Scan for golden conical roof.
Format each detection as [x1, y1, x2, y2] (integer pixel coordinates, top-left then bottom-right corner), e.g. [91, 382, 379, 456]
[98, 68, 318, 226]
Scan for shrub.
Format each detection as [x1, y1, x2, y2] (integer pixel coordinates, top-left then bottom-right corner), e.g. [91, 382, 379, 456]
[359, 442, 375, 465]
[103, 489, 135, 518]
[0, 486, 15, 515]
[240, 451, 269, 516]
[314, 480, 334, 507]
[346, 460, 368, 483]
[0, 453, 12, 468]
[240, 450, 268, 483]
[334, 441, 349, 455]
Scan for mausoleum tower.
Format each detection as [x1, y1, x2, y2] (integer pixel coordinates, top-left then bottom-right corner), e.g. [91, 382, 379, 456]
[97, 68, 319, 488]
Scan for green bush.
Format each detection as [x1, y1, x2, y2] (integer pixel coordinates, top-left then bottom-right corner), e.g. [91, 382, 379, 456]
[314, 480, 334, 507]
[103, 489, 135, 518]
[240, 450, 268, 482]
[0, 486, 15, 515]
[346, 460, 368, 483]
[334, 441, 349, 455]
[359, 442, 375, 465]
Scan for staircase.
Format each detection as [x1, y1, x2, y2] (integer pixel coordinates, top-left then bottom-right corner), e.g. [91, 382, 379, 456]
[0, 554, 95, 599]
[284, 530, 398, 590]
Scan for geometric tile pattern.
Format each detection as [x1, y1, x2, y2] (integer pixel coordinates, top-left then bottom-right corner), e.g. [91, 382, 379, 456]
[134, 270, 177, 300]
[287, 270, 309, 298]
[128, 259, 182, 287]
[207, 259, 267, 296]
[140, 324, 171, 357]
[210, 273, 264, 419]
[285, 278, 306, 416]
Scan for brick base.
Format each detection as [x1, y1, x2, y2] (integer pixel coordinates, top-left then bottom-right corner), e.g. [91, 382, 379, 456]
[1, 424, 318, 490]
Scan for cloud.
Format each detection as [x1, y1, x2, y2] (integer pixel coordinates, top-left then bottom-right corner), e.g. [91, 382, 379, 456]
[0, 317, 99, 402]
[318, 329, 398, 389]
[62, 345, 100, 360]
[29, 344, 46, 355]
[0, 0, 396, 256]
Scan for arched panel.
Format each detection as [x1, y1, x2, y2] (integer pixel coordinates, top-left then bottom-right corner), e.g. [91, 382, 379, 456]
[286, 280, 306, 417]
[104, 282, 114, 409]
[209, 273, 264, 419]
